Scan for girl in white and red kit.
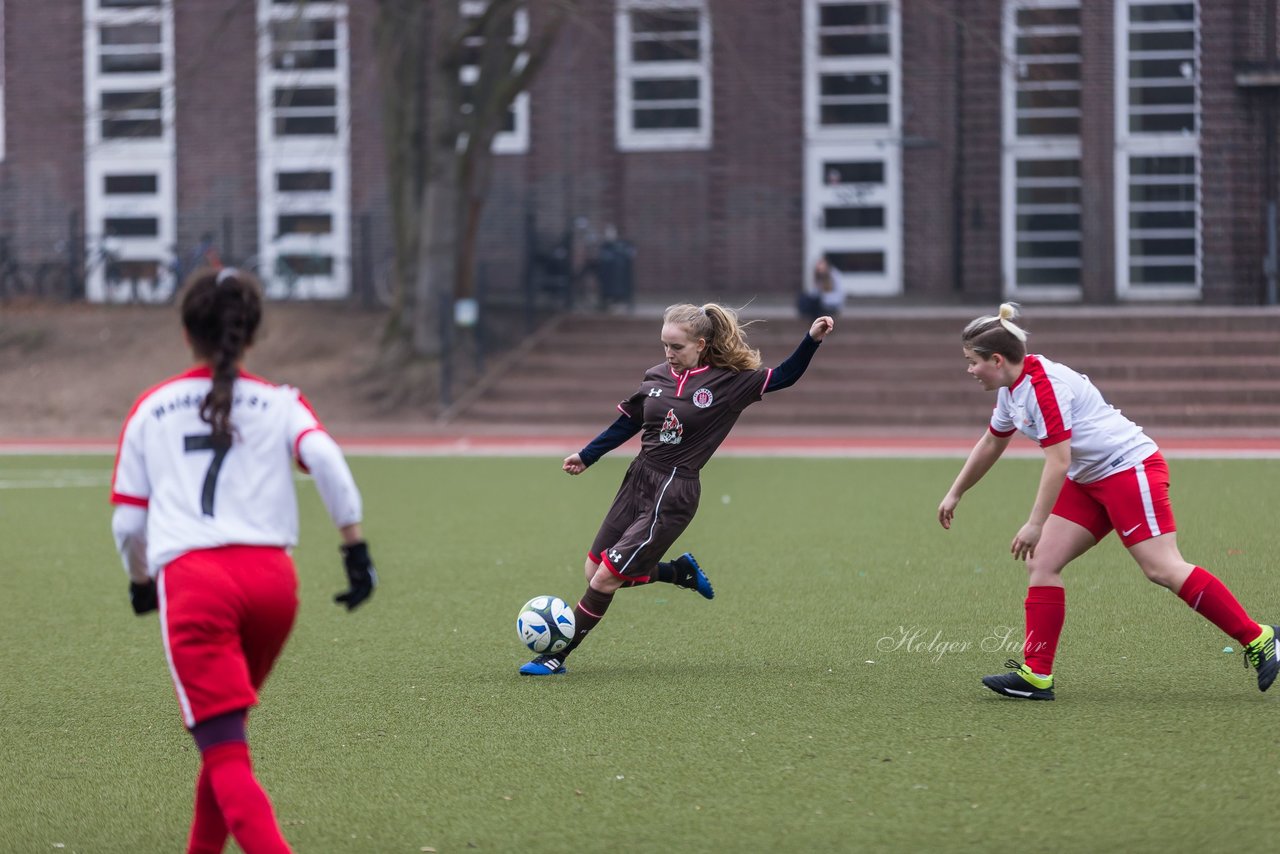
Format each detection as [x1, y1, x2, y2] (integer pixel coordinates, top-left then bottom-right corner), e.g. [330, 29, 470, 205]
[110, 267, 377, 852]
[938, 303, 1276, 700]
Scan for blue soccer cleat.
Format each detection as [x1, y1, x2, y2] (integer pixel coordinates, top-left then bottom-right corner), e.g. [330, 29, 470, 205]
[519, 655, 567, 676]
[674, 552, 714, 600]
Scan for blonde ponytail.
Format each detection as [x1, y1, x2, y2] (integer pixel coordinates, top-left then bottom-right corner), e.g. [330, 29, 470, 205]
[962, 301, 1028, 362]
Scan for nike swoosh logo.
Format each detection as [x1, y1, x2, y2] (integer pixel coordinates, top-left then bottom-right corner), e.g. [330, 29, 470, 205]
[1121, 524, 1142, 537]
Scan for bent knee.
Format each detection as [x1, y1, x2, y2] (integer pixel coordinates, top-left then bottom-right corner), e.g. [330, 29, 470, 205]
[590, 565, 623, 592]
[1138, 561, 1193, 589]
[1025, 556, 1065, 580]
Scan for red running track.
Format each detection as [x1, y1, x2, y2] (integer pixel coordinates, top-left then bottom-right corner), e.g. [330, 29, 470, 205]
[3, 433, 1280, 457]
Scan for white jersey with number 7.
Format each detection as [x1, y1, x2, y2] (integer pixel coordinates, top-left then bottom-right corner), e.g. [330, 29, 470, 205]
[111, 367, 331, 574]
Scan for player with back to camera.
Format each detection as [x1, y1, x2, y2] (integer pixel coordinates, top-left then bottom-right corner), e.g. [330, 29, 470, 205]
[938, 302, 1277, 700]
[110, 267, 378, 853]
[519, 303, 835, 675]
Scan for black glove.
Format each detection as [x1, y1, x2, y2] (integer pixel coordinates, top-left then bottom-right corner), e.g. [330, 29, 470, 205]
[129, 580, 158, 615]
[335, 541, 377, 611]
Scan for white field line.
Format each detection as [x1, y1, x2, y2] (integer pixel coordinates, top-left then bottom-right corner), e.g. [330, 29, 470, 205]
[0, 469, 112, 489]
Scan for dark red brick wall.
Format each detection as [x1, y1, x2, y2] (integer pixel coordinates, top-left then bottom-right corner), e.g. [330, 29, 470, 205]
[952, 0, 1003, 303]
[901, 1, 959, 301]
[1202, 0, 1271, 304]
[172, 4, 258, 261]
[1, 0, 83, 263]
[1078, 0, 1116, 304]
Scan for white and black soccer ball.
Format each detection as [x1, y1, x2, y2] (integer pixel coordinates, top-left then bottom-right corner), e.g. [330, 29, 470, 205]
[516, 595, 576, 654]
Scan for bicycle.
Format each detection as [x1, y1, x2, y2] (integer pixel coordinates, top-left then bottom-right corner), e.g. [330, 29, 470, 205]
[243, 243, 335, 301]
[0, 236, 34, 301]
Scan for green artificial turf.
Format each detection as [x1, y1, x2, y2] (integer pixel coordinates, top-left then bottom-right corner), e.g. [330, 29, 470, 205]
[1, 455, 1277, 853]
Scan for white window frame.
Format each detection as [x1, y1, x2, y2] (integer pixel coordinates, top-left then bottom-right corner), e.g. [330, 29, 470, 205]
[0, 2, 6, 163]
[1114, 0, 1201, 300]
[802, 1, 902, 296]
[460, 1, 529, 155]
[615, 0, 712, 152]
[83, 0, 177, 303]
[1002, 0, 1083, 302]
[804, 0, 898, 141]
[256, 0, 351, 300]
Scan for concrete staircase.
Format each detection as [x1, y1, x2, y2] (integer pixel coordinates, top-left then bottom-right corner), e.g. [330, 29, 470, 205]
[447, 307, 1280, 434]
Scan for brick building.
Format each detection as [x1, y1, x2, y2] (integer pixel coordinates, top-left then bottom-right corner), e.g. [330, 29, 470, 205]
[0, 1, 1276, 305]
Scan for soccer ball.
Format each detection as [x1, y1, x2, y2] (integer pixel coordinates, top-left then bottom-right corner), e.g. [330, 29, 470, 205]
[516, 595, 576, 654]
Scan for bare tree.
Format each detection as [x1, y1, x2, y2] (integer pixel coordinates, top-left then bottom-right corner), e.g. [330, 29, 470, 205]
[374, 0, 576, 366]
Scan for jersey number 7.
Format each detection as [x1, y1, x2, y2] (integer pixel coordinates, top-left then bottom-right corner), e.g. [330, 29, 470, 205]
[184, 433, 231, 516]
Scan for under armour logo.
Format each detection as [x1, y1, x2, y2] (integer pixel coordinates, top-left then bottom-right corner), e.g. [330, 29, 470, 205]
[648, 388, 663, 397]
[608, 549, 623, 563]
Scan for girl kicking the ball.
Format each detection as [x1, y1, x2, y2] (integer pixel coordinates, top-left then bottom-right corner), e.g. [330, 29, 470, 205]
[519, 303, 835, 675]
[938, 302, 1276, 700]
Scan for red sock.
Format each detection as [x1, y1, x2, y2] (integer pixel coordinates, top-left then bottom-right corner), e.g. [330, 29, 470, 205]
[1177, 566, 1261, 645]
[203, 742, 292, 854]
[1024, 586, 1065, 676]
[187, 761, 228, 854]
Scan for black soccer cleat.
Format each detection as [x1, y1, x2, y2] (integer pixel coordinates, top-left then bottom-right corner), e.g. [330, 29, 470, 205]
[981, 659, 1055, 701]
[1244, 625, 1280, 692]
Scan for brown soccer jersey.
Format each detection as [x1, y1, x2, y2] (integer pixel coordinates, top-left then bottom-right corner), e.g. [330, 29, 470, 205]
[616, 362, 773, 473]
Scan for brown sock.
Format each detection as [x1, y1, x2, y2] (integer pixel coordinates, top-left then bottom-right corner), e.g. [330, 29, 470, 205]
[559, 586, 615, 659]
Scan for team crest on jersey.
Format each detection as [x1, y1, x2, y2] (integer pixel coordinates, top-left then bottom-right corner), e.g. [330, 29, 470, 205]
[659, 408, 684, 445]
[691, 387, 714, 408]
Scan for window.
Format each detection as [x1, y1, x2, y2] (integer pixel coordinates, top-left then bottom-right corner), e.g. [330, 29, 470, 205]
[616, 0, 711, 150]
[1012, 5, 1081, 139]
[104, 174, 159, 194]
[99, 23, 163, 74]
[803, 2, 902, 296]
[1002, 1, 1082, 297]
[271, 18, 337, 71]
[459, 1, 529, 154]
[272, 85, 338, 135]
[1116, 1, 1199, 297]
[1126, 155, 1197, 284]
[0, 2, 5, 162]
[84, 0, 176, 302]
[277, 213, 332, 235]
[101, 89, 164, 138]
[277, 170, 332, 192]
[1013, 158, 1082, 286]
[1126, 2, 1196, 134]
[257, 0, 351, 299]
[104, 217, 160, 237]
[814, 2, 893, 130]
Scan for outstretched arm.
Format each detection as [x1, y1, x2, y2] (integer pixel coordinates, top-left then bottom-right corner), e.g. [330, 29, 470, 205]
[764, 316, 835, 393]
[566, 412, 643, 474]
[938, 429, 1012, 529]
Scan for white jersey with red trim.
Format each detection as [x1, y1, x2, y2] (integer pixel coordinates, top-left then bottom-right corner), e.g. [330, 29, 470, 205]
[989, 354, 1157, 484]
[111, 367, 327, 571]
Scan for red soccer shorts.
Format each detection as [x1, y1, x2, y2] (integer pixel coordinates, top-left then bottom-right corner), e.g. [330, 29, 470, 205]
[159, 546, 298, 728]
[1050, 451, 1176, 547]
